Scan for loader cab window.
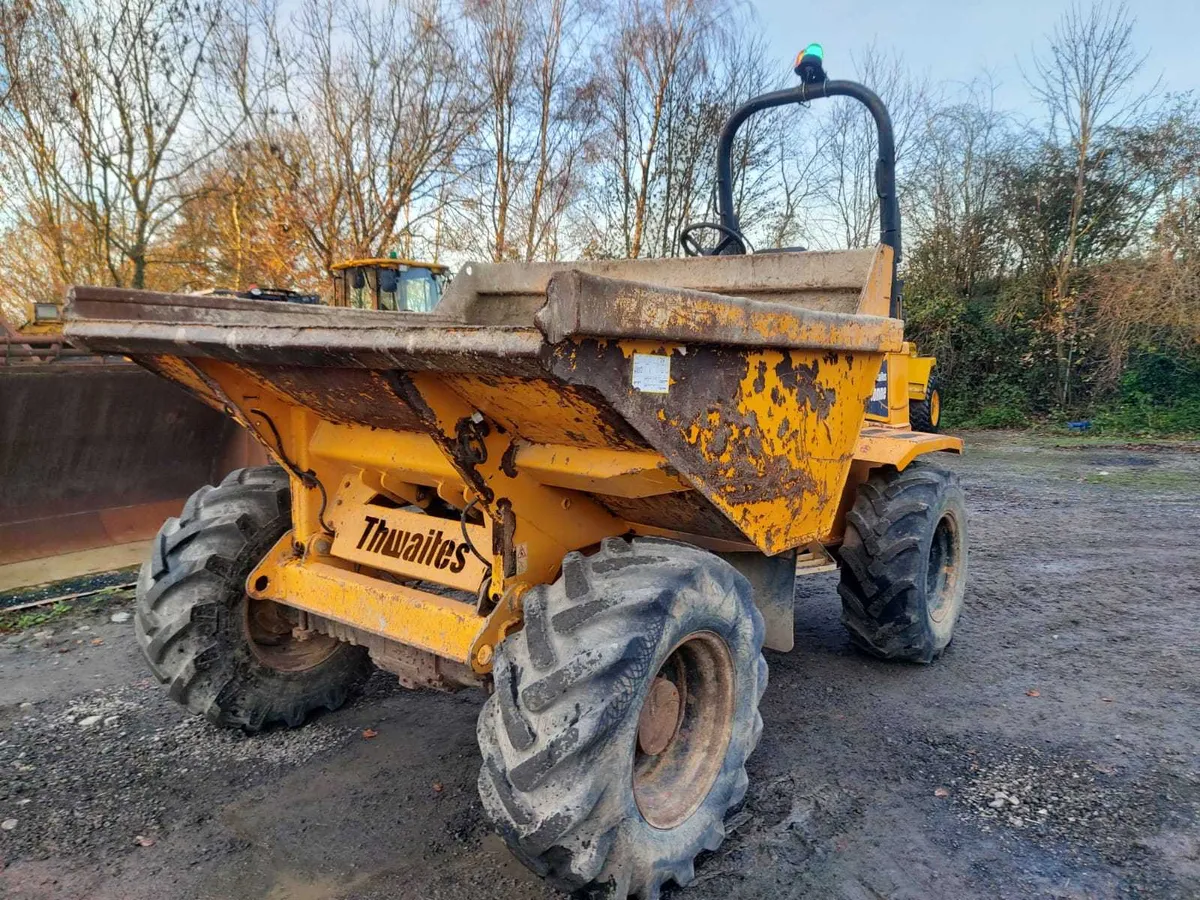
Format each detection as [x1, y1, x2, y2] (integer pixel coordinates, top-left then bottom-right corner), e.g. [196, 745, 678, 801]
[400, 268, 438, 313]
[378, 267, 401, 311]
[349, 267, 372, 310]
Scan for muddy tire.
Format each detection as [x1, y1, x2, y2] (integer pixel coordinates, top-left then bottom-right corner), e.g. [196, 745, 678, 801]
[909, 375, 941, 433]
[838, 461, 967, 663]
[477, 537, 767, 899]
[134, 466, 371, 731]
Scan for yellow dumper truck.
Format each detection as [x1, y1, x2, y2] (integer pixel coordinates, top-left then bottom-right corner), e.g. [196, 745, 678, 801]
[65, 47, 966, 900]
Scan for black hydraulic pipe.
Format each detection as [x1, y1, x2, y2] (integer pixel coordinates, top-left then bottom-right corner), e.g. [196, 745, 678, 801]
[715, 79, 903, 317]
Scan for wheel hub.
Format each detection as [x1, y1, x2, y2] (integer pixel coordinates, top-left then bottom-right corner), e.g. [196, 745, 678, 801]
[244, 596, 340, 672]
[926, 511, 962, 625]
[637, 676, 682, 756]
[632, 631, 735, 829]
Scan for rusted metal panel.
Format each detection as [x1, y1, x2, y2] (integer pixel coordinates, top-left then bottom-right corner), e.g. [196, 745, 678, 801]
[513, 444, 688, 498]
[537, 271, 904, 351]
[67, 284, 442, 322]
[307, 614, 478, 691]
[241, 365, 428, 432]
[65, 286, 545, 375]
[592, 491, 749, 542]
[0, 498, 175, 567]
[1, 334, 99, 365]
[138, 354, 229, 413]
[67, 318, 546, 375]
[548, 340, 882, 554]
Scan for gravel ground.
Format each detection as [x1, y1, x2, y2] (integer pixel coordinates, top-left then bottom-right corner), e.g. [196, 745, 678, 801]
[1, 432, 1198, 899]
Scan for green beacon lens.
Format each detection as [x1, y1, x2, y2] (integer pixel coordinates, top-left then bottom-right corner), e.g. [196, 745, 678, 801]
[804, 43, 823, 60]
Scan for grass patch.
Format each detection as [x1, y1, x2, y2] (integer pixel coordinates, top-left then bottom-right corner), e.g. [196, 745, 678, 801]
[0, 602, 74, 634]
[0, 587, 135, 634]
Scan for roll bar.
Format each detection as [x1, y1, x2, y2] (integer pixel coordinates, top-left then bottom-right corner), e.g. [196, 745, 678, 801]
[715, 79, 903, 317]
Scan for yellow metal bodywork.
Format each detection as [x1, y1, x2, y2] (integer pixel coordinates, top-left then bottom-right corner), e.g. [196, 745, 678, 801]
[327, 477, 492, 592]
[856, 427, 963, 469]
[248, 536, 481, 663]
[863, 342, 938, 426]
[618, 340, 886, 554]
[402, 371, 626, 596]
[907, 351, 935, 401]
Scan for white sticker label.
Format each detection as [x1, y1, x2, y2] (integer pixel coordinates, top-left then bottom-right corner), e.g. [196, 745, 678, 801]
[631, 353, 671, 393]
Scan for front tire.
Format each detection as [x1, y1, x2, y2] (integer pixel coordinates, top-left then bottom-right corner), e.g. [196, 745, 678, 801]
[838, 461, 967, 663]
[134, 466, 372, 731]
[477, 537, 767, 899]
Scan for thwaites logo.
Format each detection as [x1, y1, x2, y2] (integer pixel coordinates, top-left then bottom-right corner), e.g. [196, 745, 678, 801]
[355, 515, 471, 573]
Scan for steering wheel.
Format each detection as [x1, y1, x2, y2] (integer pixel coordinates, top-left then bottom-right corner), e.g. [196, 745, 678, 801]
[679, 221, 748, 257]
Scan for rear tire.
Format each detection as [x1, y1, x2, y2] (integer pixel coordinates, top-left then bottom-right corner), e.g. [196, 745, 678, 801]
[477, 537, 767, 899]
[909, 375, 941, 432]
[134, 466, 371, 731]
[838, 461, 967, 663]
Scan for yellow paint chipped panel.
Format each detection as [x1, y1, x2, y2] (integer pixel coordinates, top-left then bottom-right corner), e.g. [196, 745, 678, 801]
[551, 340, 883, 554]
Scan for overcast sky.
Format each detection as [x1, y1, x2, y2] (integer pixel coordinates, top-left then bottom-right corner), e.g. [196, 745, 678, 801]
[751, 0, 1198, 118]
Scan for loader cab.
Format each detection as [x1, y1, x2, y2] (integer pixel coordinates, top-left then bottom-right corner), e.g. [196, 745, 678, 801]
[330, 258, 449, 313]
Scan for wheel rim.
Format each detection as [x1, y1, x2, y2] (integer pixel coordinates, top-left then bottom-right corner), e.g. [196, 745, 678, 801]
[930, 389, 941, 426]
[926, 511, 962, 624]
[633, 631, 735, 830]
[244, 596, 340, 672]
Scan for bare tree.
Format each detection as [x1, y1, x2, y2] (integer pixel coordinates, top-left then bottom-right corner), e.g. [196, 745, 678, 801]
[590, 0, 728, 258]
[239, 0, 477, 272]
[0, 0, 237, 289]
[462, 0, 526, 260]
[522, 0, 596, 259]
[908, 77, 1014, 294]
[1028, 0, 1157, 404]
[818, 44, 931, 250]
[454, 0, 596, 262]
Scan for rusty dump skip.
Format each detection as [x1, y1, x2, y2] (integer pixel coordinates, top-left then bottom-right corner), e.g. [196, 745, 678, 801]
[64, 248, 905, 558]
